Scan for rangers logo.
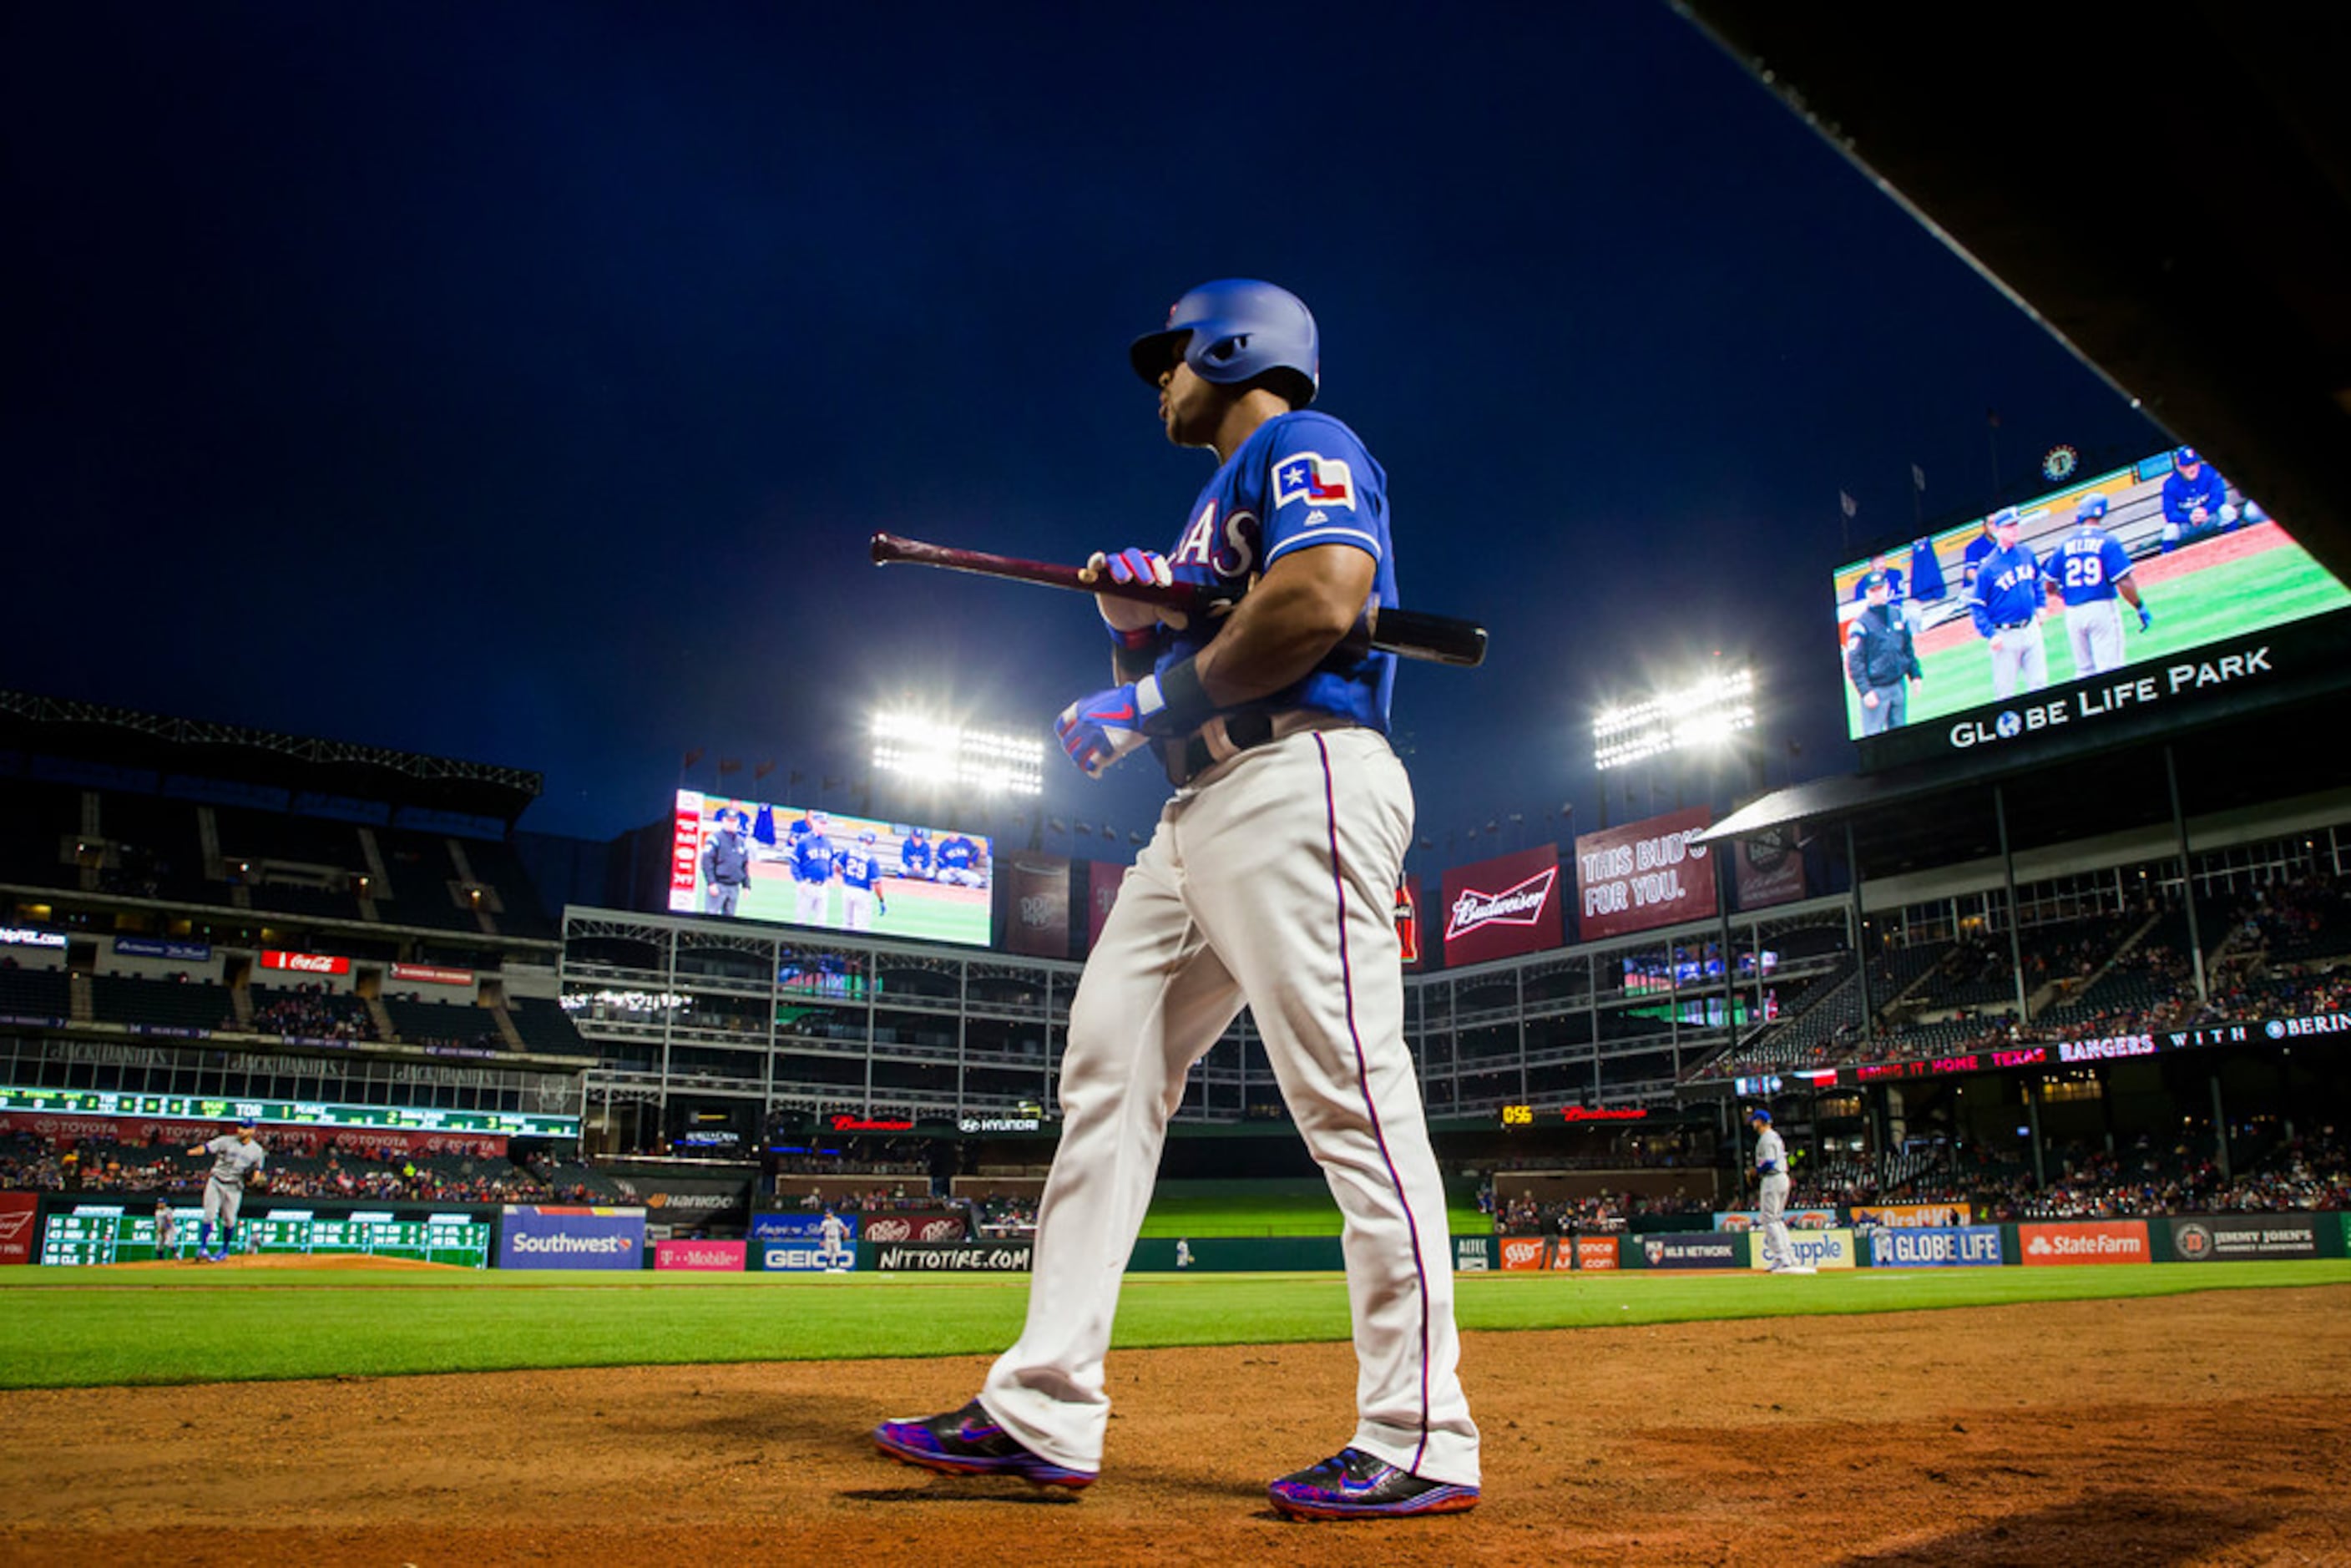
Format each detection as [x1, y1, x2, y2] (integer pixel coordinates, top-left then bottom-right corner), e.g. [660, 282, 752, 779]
[1445, 867, 1558, 942]
[1272, 453, 1355, 510]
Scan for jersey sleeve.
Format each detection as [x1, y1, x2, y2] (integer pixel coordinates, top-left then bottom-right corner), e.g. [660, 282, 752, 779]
[1260, 417, 1387, 570]
[2102, 537, 2132, 580]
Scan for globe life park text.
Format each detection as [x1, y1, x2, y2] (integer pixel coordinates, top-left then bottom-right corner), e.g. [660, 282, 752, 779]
[1948, 644, 2274, 750]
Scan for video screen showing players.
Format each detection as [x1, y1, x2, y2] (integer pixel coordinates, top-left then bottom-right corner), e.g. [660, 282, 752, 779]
[1831, 447, 2351, 748]
[669, 791, 993, 948]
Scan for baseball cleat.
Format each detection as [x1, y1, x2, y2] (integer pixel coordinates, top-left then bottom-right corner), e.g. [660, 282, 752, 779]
[1267, 1447, 1479, 1520]
[872, 1399, 1095, 1490]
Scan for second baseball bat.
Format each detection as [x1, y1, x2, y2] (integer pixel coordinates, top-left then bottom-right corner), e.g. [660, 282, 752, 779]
[868, 532, 1487, 667]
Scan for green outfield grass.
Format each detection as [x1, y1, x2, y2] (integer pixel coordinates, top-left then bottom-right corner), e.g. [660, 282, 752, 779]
[1136, 1180, 1487, 1238]
[718, 873, 988, 947]
[3, 1260, 2344, 1391]
[1844, 536, 2351, 735]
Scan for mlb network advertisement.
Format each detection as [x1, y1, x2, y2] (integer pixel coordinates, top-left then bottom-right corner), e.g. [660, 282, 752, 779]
[670, 790, 992, 948]
[1831, 447, 2351, 767]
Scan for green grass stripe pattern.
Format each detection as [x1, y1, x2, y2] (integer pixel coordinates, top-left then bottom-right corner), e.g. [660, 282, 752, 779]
[3, 1260, 2344, 1390]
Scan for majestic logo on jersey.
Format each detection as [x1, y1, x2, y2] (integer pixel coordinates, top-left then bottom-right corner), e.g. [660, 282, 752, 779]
[1170, 501, 1260, 579]
[1445, 867, 1559, 941]
[1273, 453, 1355, 511]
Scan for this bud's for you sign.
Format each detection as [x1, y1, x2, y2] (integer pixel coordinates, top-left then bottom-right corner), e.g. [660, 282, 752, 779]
[1573, 807, 1717, 940]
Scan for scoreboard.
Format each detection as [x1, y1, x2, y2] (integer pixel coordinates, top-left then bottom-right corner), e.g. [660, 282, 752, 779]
[0, 1085, 578, 1140]
[38, 1206, 492, 1268]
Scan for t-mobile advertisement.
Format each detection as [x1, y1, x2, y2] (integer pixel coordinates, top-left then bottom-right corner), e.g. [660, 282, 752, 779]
[653, 1238, 746, 1272]
[498, 1206, 646, 1271]
[1439, 846, 1563, 966]
[1573, 807, 1717, 941]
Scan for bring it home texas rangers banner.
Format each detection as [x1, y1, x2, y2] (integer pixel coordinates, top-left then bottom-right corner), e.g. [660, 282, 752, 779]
[1439, 845, 1563, 966]
[1572, 806, 1717, 941]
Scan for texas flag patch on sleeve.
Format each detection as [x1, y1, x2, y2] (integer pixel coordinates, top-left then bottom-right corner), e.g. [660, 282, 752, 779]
[1272, 453, 1356, 511]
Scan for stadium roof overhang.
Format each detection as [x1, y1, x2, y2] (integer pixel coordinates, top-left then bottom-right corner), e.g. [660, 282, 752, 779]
[1675, 3, 2351, 591]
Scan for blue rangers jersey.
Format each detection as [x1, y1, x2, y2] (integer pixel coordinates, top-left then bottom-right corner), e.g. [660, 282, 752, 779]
[900, 833, 933, 878]
[936, 835, 981, 874]
[1969, 542, 2049, 635]
[2161, 465, 2230, 528]
[2052, 528, 2132, 606]
[836, 846, 882, 892]
[1158, 410, 1398, 733]
[791, 829, 835, 883]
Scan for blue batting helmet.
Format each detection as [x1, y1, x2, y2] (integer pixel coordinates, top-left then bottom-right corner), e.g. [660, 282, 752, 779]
[1129, 280, 1319, 404]
[1746, 1105, 1772, 1124]
[2075, 493, 2108, 522]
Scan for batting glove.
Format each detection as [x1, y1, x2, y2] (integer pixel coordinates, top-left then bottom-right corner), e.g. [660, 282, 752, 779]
[1054, 660, 1216, 779]
[2137, 605, 2154, 631]
[1087, 548, 1183, 647]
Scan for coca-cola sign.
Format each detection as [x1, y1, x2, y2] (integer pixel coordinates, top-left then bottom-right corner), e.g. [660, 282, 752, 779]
[260, 948, 351, 976]
[1439, 847, 1564, 966]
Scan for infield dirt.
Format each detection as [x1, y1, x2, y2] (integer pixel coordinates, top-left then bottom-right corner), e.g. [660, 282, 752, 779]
[2, 1283, 2345, 1565]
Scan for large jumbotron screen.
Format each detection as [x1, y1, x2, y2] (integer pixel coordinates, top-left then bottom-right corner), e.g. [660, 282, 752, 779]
[1833, 447, 2351, 769]
[669, 791, 993, 948]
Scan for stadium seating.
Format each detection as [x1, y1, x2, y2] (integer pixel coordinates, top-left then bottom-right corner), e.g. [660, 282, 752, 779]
[380, 994, 503, 1050]
[88, 975, 236, 1034]
[0, 966, 72, 1024]
[506, 996, 589, 1054]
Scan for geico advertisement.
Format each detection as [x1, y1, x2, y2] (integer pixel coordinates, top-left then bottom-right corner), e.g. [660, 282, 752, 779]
[755, 1239, 859, 1272]
[1868, 1226, 2005, 1268]
[2018, 1221, 2151, 1266]
[1747, 1227, 1856, 1271]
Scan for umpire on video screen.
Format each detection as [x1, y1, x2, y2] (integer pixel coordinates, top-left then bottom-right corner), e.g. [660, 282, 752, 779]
[702, 809, 753, 915]
[1845, 570, 1921, 735]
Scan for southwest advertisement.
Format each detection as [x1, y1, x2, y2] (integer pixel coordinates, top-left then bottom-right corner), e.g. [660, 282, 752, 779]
[1572, 807, 1717, 941]
[498, 1206, 647, 1272]
[1439, 846, 1563, 966]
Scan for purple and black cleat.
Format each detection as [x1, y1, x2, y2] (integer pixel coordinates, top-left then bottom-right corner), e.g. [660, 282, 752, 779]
[1267, 1447, 1479, 1521]
[872, 1399, 1095, 1490]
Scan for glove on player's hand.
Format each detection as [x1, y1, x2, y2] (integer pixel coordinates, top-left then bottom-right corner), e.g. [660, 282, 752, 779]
[1055, 682, 1160, 778]
[1087, 548, 1188, 645]
[2137, 605, 2154, 631]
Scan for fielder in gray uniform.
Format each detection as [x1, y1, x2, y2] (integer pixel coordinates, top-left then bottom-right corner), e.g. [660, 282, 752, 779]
[188, 1118, 266, 1262]
[1749, 1106, 1811, 1275]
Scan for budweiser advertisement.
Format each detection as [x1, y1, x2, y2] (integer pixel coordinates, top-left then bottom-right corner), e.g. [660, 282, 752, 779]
[1572, 806, 1717, 941]
[1004, 853, 1071, 959]
[1440, 845, 1564, 966]
[0, 1191, 38, 1266]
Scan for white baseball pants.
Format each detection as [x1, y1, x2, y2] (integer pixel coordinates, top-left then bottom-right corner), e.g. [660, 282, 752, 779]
[2066, 599, 2126, 679]
[1758, 1172, 1793, 1268]
[1990, 621, 2049, 699]
[980, 726, 1479, 1486]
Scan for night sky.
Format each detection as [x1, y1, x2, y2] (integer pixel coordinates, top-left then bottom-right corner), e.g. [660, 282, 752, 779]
[8, 3, 2164, 867]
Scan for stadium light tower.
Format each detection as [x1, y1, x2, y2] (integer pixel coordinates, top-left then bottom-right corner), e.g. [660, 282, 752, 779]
[1591, 667, 1757, 771]
[869, 710, 1044, 797]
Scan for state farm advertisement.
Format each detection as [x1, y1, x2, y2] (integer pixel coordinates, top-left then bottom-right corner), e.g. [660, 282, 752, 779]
[1573, 807, 1717, 941]
[1440, 846, 1563, 966]
[2019, 1221, 2151, 1267]
[1005, 854, 1071, 959]
[259, 948, 351, 976]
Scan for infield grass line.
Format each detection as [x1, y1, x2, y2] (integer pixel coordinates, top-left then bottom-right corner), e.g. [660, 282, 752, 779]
[2, 1261, 2345, 1390]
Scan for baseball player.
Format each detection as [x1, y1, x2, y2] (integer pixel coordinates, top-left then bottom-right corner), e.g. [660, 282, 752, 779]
[837, 831, 886, 931]
[819, 1208, 850, 1272]
[700, 808, 754, 916]
[187, 1117, 266, 1261]
[874, 280, 1479, 1520]
[1968, 507, 2051, 699]
[790, 812, 837, 925]
[2050, 493, 2151, 678]
[1748, 1106, 1810, 1274]
[1959, 513, 2000, 592]
[2158, 446, 2261, 549]
[1174, 1237, 1192, 1270]
[933, 832, 983, 888]
[152, 1198, 178, 1261]
[899, 826, 935, 881]
[1844, 570, 1921, 735]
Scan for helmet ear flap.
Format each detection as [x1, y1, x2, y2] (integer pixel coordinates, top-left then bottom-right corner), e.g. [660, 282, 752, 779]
[1200, 331, 1251, 368]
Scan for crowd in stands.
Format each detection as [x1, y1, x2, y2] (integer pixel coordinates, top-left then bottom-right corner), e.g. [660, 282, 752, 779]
[0, 1131, 555, 1202]
[1479, 1178, 1712, 1234]
[789, 1182, 937, 1211]
[250, 983, 372, 1042]
[973, 1193, 1039, 1237]
[1794, 1130, 2351, 1222]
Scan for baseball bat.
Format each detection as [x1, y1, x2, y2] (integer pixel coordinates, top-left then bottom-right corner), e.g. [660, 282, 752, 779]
[868, 532, 1488, 668]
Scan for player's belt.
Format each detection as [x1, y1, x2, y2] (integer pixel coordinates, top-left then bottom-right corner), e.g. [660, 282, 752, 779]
[1166, 711, 1357, 788]
[1995, 617, 2035, 631]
